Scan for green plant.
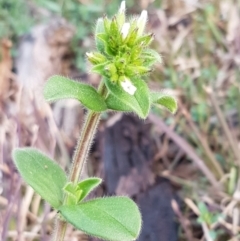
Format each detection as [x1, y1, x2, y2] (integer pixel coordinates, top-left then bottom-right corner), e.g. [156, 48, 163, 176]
[197, 202, 224, 241]
[0, 0, 36, 39]
[12, 2, 177, 241]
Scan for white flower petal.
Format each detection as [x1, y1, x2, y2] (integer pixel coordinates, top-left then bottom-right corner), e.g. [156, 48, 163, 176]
[121, 22, 130, 39]
[86, 52, 93, 58]
[120, 78, 137, 95]
[138, 10, 148, 25]
[137, 10, 148, 36]
[119, 1, 126, 14]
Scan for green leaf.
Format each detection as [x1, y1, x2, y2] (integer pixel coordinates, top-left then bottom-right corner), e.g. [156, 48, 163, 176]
[76, 177, 102, 202]
[198, 202, 209, 215]
[63, 182, 82, 205]
[105, 78, 150, 119]
[60, 197, 142, 241]
[63, 178, 102, 205]
[209, 230, 217, 240]
[150, 92, 177, 113]
[95, 18, 105, 52]
[132, 78, 150, 118]
[12, 148, 67, 209]
[91, 62, 108, 76]
[142, 49, 162, 65]
[105, 94, 132, 112]
[44, 75, 107, 112]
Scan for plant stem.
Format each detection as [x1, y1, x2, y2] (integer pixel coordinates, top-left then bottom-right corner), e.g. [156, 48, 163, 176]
[70, 111, 101, 183]
[52, 81, 106, 241]
[52, 219, 67, 241]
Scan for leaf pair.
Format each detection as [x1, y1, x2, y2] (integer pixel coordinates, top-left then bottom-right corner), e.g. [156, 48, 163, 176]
[106, 79, 177, 118]
[44, 75, 177, 119]
[12, 148, 141, 241]
[63, 178, 102, 205]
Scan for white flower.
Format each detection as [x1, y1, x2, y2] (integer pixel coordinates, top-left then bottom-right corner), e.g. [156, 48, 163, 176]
[120, 78, 137, 95]
[138, 10, 148, 26]
[86, 52, 93, 58]
[119, 1, 126, 14]
[137, 10, 148, 36]
[121, 22, 130, 39]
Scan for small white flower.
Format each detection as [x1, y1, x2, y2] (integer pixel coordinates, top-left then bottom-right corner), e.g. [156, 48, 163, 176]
[137, 10, 148, 36]
[121, 22, 130, 39]
[86, 52, 93, 58]
[119, 1, 126, 14]
[138, 10, 148, 26]
[120, 78, 137, 95]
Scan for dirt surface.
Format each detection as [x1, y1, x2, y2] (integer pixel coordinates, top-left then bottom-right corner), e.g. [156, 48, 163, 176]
[98, 114, 180, 241]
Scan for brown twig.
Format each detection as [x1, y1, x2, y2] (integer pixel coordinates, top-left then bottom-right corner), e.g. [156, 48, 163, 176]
[180, 102, 224, 179]
[207, 87, 240, 165]
[148, 113, 221, 189]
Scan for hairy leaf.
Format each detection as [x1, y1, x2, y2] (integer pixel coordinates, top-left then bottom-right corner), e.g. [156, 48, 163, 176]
[150, 92, 177, 113]
[12, 148, 67, 209]
[105, 78, 150, 118]
[95, 18, 105, 52]
[76, 177, 102, 202]
[105, 94, 132, 112]
[44, 75, 107, 112]
[60, 197, 142, 241]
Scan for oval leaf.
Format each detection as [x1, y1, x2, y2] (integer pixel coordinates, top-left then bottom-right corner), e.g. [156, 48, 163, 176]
[44, 75, 107, 112]
[150, 92, 177, 113]
[105, 78, 150, 119]
[142, 49, 162, 67]
[95, 18, 105, 52]
[60, 197, 142, 241]
[105, 94, 132, 112]
[77, 177, 102, 202]
[12, 148, 67, 209]
[132, 78, 150, 118]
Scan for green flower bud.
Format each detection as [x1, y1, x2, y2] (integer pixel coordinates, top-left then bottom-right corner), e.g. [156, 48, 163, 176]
[86, 52, 106, 65]
[105, 63, 117, 76]
[88, 1, 161, 93]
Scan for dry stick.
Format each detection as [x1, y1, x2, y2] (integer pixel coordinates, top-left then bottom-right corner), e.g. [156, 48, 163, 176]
[180, 103, 224, 179]
[18, 186, 35, 241]
[0, 195, 37, 221]
[1, 181, 21, 241]
[207, 88, 240, 165]
[232, 207, 239, 239]
[148, 113, 221, 189]
[171, 199, 195, 241]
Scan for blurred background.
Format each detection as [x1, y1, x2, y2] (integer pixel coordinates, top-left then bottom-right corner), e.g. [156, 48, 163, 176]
[0, 0, 240, 240]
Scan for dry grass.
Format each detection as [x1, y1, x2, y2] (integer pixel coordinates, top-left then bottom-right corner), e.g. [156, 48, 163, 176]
[149, 0, 240, 240]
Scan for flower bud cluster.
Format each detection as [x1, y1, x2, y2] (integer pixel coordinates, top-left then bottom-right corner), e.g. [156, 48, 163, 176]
[87, 1, 160, 95]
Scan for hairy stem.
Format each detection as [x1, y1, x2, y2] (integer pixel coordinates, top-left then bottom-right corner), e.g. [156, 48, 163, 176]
[70, 111, 101, 183]
[52, 81, 105, 241]
[52, 219, 67, 241]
